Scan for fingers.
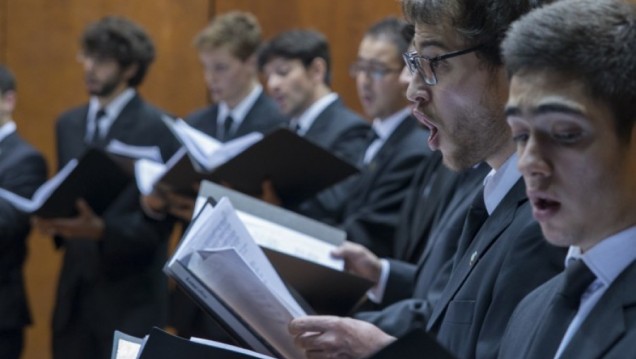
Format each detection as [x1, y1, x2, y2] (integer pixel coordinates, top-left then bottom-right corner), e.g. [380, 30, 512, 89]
[290, 315, 345, 335]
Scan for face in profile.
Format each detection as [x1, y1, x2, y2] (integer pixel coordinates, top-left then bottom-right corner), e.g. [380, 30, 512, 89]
[77, 52, 130, 98]
[506, 69, 636, 251]
[199, 46, 255, 107]
[353, 36, 406, 120]
[262, 57, 318, 118]
[406, 23, 510, 171]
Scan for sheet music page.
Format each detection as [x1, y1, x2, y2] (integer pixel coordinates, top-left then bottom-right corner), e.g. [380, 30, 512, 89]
[238, 211, 344, 271]
[200, 132, 263, 171]
[173, 119, 222, 165]
[110, 331, 143, 359]
[106, 139, 163, 162]
[0, 158, 78, 212]
[170, 198, 305, 317]
[189, 337, 276, 359]
[134, 159, 167, 195]
[188, 249, 306, 359]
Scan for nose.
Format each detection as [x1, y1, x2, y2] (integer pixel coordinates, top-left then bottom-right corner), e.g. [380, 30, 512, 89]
[517, 135, 551, 180]
[266, 74, 280, 92]
[406, 70, 431, 105]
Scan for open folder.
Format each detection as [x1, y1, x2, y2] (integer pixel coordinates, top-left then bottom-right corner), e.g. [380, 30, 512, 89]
[197, 180, 373, 315]
[0, 148, 131, 218]
[137, 122, 359, 203]
[164, 198, 307, 358]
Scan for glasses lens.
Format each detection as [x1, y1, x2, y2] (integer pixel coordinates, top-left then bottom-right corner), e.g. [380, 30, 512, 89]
[403, 52, 437, 85]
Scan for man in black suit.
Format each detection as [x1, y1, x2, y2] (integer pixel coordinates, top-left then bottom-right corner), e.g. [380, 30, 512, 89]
[0, 65, 47, 359]
[185, 11, 286, 142]
[257, 29, 374, 249]
[498, 1, 636, 357]
[32, 17, 180, 359]
[292, 18, 431, 257]
[288, 1, 564, 358]
[258, 29, 370, 170]
[152, 11, 288, 340]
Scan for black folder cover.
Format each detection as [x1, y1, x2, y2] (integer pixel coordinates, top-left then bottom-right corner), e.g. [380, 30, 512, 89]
[160, 128, 359, 202]
[36, 148, 131, 218]
[138, 327, 268, 359]
[262, 247, 373, 316]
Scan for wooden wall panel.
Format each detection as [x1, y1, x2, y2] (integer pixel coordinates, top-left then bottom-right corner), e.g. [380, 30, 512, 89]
[0, 1, 402, 358]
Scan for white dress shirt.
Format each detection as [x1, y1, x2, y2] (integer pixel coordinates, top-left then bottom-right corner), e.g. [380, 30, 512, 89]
[86, 88, 136, 142]
[554, 226, 636, 358]
[217, 84, 263, 136]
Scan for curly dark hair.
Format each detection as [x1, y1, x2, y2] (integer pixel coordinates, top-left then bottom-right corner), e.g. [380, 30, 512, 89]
[81, 16, 155, 87]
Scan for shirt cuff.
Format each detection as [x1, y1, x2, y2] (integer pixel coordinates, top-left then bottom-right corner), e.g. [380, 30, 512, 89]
[367, 259, 390, 303]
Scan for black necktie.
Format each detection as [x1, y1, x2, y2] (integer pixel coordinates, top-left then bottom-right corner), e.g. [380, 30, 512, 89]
[91, 108, 107, 146]
[454, 188, 488, 261]
[222, 114, 234, 141]
[360, 129, 379, 165]
[525, 259, 596, 359]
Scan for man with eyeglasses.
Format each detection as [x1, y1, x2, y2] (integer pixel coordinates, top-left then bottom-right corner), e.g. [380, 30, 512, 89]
[289, 17, 431, 258]
[288, 0, 563, 358]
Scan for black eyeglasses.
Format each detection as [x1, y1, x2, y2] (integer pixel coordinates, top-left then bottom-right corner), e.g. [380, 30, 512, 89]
[402, 44, 483, 86]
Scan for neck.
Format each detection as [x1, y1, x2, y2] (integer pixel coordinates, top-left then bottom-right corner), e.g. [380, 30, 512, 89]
[486, 141, 515, 170]
[227, 80, 257, 109]
[97, 84, 130, 108]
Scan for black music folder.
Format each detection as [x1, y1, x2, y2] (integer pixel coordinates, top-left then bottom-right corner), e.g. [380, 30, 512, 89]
[0, 148, 131, 218]
[159, 128, 359, 203]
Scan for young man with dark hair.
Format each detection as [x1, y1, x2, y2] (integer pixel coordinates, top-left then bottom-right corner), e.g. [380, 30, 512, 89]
[288, 1, 564, 358]
[0, 65, 47, 359]
[32, 16, 180, 359]
[291, 17, 432, 257]
[258, 29, 370, 167]
[499, 0, 636, 357]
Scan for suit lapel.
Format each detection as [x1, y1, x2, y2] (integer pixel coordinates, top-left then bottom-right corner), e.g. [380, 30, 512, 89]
[561, 260, 636, 358]
[355, 115, 415, 201]
[234, 93, 264, 138]
[428, 178, 527, 328]
[303, 99, 340, 147]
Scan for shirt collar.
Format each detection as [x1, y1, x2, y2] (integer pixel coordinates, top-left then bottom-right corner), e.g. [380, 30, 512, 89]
[293, 92, 338, 135]
[482, 153, 521, 215]
[372, 107, 411, 140]
[0, 121, 16, 143]
[87, 88, 136, 141]
[568, 226, 636, 287]
[218, 84, 263, 126]
[89, 88, 136, 120]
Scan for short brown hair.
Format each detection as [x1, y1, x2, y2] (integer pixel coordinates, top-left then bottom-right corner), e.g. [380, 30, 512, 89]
[194, 11, 262, 61]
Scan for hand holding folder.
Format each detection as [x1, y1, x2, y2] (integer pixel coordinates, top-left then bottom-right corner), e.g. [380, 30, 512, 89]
[0, 148, 131, 218]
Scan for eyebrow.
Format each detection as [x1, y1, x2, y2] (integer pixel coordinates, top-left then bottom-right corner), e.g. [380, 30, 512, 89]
[415, 39, 447, 51]
[505, 103, 585, 118]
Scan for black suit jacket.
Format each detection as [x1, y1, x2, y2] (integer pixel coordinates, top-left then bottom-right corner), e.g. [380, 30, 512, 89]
[0, 132, 47, 331]
[184, 91, 287, 140]
[336, 116, 431, 257]
[500, 259, 636, 359]
[301, 97, 370, 165]
[53, 94, 180, 338]
[290, 98, 369, 223]
[361, 179, 566, 359]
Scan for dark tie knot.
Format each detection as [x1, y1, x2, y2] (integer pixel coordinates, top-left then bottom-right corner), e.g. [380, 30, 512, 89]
[366, 129, 379, 144]
[560, 259, 596, 309]
[222, 114, 234, 141]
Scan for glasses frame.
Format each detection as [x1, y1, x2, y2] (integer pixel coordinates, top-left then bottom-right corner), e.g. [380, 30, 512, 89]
[403, 44, 483, 86]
